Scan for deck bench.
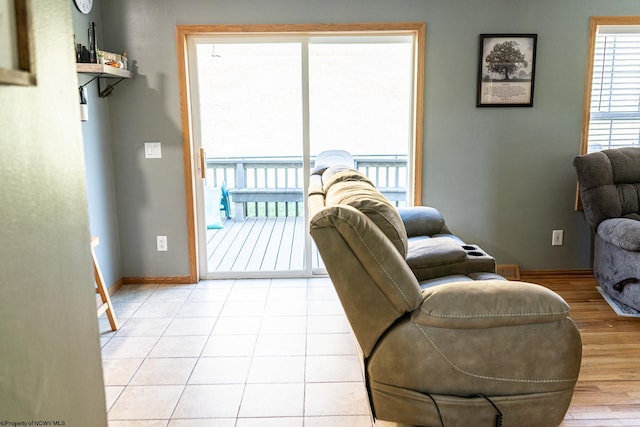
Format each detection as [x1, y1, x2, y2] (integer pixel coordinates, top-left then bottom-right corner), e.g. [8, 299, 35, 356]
[229, 188, 304, 221]
[229, 187, 406, 221]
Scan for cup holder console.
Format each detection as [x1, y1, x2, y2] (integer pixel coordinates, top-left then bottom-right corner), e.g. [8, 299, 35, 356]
[407, 240, 496, 280]
[462, 245, 486, 257]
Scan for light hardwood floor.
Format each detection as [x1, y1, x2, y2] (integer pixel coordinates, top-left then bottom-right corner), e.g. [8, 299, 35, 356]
[524, 272, 640, 427]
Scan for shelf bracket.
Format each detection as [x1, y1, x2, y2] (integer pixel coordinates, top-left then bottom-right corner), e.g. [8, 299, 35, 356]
[97, 77, 125, 98]
[80, 75, 99, 88]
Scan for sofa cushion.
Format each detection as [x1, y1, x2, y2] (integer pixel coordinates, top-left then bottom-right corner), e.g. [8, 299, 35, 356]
[322, 167, 408, 257]
[413, 280, 570, 328]
[597, 217, 640, 251]
[418, 272, 506, 290]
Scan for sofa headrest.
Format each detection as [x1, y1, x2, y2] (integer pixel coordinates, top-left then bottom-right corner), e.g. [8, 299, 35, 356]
[606, 147, 640, 184]
[321, 166, 408, 257]
[397, 206, 447, 237]
[574, 147, 640, 227]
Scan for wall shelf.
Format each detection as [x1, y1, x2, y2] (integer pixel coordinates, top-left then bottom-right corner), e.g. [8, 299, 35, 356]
[77, 63, 132, 79]
[77, 63, 132, 98]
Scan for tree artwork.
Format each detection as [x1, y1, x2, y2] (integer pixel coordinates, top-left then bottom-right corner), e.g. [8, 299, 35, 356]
[484, 40, 527, 81]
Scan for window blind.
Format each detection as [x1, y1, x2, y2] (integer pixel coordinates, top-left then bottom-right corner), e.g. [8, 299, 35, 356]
[587, 30, 640, 153]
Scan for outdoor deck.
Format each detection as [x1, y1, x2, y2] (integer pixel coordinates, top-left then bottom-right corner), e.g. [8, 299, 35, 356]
[203, 154, 406, 275]
[206, 217, 324, 273]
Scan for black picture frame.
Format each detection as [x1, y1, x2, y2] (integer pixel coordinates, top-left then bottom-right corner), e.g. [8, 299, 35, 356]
[477, 34, 537, 107]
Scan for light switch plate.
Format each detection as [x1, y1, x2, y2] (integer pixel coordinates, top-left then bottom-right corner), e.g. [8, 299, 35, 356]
[145, 142, 162, 159]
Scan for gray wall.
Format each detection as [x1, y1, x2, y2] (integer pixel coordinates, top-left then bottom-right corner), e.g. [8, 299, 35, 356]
[73, 4, 122, 289]
[97, 0, 640, 277]
[0, 1, 107, 425]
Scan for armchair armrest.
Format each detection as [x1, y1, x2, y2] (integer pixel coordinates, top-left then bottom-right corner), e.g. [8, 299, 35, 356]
[412, 280, 570, 329]
[597, 217, 640, 251]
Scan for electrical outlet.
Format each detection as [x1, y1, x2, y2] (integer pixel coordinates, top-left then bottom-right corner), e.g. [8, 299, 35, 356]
[157, 235, 168, 251]
[552, 230, 563, 246]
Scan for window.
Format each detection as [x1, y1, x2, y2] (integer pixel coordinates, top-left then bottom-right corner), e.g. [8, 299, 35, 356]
[581, 17, 640, 153]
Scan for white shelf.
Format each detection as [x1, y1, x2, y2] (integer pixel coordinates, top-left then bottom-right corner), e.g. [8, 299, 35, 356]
[76, 63, 132, 78]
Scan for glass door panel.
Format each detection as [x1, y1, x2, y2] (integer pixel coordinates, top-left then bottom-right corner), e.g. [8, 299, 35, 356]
[190, 40, 306, 278]
[308, 37, 413, 202]
[307, 37, 414, 274]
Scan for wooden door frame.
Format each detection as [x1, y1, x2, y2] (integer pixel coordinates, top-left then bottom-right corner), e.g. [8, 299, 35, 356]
[176, 22, 426, 281]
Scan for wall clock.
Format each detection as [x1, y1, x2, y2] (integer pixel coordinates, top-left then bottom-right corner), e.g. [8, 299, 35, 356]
[74, 0, 93, 14]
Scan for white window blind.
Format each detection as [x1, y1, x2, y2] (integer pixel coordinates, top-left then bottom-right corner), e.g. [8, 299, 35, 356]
[587, 28, 640, 153]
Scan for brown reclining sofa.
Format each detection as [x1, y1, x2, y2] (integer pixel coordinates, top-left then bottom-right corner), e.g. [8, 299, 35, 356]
[308, 165, 582, 427]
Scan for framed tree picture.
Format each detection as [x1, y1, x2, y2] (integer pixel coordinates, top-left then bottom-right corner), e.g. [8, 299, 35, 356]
[477, 34, 537, 107]
[0, 0, 36, 86]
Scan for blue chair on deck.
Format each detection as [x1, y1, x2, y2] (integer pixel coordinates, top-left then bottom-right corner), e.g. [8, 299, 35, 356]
[205, 183, 230, 229]
[220, 182, 231, 219]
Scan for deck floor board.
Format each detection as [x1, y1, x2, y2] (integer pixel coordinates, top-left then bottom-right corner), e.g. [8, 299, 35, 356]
[207, 217, 321, 274]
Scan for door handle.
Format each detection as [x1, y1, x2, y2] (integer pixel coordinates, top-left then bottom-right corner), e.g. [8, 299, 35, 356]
[199, 147, 206, 179]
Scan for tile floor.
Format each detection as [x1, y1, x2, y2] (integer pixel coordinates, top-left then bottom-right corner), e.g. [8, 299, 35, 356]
[99, 277, 393, 427]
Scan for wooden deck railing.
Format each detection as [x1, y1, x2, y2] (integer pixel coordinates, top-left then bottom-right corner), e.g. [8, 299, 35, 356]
[204, 155, 407, 220]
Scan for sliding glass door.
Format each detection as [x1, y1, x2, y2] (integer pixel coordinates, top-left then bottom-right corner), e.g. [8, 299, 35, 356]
[185, 30, 418, 279]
